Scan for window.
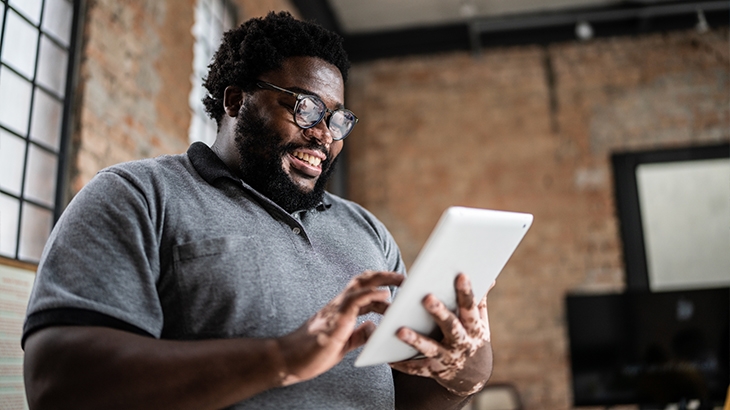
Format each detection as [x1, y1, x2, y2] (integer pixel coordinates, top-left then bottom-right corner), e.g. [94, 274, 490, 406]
[0, 0, 79, 263]
[188, 0, 236, 146]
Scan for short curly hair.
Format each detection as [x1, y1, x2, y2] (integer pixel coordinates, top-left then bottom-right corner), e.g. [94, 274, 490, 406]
[202, 11, 350, 125]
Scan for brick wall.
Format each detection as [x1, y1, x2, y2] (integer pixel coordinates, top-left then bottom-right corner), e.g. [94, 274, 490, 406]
[70, 0, 193, 194]
[345, 28, 729, 409]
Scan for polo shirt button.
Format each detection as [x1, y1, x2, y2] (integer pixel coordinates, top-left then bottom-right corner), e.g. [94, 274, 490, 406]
[292, 227, 301, 235]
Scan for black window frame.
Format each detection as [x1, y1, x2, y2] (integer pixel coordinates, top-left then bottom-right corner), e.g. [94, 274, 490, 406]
[0, 0, 84, 264]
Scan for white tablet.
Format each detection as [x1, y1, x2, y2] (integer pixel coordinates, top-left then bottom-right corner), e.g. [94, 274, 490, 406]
[355, 206, 533, 367]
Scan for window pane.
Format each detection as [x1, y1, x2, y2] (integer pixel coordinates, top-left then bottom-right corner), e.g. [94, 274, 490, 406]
[0, 193, 20, 258]
[1, 9, 39, 80]
[0, 4, 5, 42]
[0, 130, 26, 196]
[204, 116, 216, 146]
[0, 66, 32, 136]
[9, 0, 42, 25]
[192, 37, 210, 74]
[18, 202, 52, 262]
[191, 112, 217, 147]
[188, 75, 202, 108]
[189, 114, 206, 145]
[212, 0, 224, 21]
[37, 34, 67, 96]
[30, 88, 63, 150]
[42, 0, 73, 45]
[24, 144, 57, 207]
[190, 0, 234, 145]
[192, 2, 207, 39]
[199, 3, 212, 49]
[199, 1, 211, 25]
[223, 6, 235, 29]
[210, 19, 223, 49]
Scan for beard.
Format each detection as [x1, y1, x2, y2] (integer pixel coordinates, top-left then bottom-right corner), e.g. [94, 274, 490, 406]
[233, 100, 338, 213]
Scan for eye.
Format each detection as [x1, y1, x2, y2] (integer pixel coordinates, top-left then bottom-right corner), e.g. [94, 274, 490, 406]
[277, 100, 296, 113]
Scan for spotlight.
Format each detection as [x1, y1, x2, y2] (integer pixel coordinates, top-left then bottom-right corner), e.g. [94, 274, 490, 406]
[575, 21, 593, 41]
[695, 9, 709, 33]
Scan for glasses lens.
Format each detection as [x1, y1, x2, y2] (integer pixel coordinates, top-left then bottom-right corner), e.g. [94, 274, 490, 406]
[294, 96, 325, 128]
[293, 94, 357, 140]
[329, 110, 356, 140]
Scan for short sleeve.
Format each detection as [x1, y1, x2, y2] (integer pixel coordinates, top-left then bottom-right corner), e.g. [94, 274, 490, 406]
[23, 169, 164, 344]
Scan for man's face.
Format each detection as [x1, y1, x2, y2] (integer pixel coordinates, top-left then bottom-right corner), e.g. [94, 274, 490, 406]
[233, 57, 346, 212]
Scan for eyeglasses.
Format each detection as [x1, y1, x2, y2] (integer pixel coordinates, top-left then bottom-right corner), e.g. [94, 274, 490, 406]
[256, 81, 358, 141]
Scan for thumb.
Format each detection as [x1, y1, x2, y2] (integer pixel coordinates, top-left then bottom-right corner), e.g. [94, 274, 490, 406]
[344, 321, 376, 353]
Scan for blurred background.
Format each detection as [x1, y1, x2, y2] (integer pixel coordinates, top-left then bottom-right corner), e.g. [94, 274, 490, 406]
[0, 0, 728, 409]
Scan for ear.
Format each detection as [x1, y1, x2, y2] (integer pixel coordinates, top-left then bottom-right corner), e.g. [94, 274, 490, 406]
[223, 86, 243, 117]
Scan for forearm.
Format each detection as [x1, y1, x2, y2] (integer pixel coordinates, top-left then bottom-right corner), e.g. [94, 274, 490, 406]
[393, 371, 473, 410]
[23, 326, 286, 410]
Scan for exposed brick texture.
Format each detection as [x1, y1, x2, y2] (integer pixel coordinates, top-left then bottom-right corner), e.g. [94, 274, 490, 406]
[346, 29, 729, 409]
[70, 0, 193, 194]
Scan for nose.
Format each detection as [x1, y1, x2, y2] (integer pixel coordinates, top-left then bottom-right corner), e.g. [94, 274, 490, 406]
[303, 118, 334, 148]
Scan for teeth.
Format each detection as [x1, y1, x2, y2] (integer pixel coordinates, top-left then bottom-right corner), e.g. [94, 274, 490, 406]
[294, 151, 322, 167]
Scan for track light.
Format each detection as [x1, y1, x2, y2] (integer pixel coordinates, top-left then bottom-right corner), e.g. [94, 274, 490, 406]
[695, 9, 709, 33]
[575, 21, 594, 41]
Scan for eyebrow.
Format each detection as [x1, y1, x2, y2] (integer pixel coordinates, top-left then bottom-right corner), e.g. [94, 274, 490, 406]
[287, 86, 345, 110]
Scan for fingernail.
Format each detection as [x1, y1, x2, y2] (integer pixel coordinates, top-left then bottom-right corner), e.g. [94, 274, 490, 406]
[423, 295, 439, 310]
[398, 328, 414, 342]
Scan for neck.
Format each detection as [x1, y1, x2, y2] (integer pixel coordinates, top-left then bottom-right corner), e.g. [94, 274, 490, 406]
[211, 117, 241, 174]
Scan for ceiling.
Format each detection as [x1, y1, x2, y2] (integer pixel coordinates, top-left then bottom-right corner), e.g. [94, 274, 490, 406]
[291, 0, 729, 61]
[329, 0, 632, 33]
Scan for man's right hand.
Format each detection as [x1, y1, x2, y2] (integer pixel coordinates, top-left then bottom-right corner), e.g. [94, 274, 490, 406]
[274, 270, 404, 386]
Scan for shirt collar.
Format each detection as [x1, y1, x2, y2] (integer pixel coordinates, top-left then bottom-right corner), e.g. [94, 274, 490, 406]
[187, 141, 238, 185]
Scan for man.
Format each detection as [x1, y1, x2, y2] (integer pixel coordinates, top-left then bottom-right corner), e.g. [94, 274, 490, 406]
[22, 11, 493, 409]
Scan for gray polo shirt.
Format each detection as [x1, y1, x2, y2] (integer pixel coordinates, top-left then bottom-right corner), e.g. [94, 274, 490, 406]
[24, 142, 406, 409]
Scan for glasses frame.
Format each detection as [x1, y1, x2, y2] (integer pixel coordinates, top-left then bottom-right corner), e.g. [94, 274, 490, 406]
[256, 81, 358, 141]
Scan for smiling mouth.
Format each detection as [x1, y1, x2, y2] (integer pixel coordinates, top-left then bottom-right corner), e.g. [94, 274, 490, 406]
[292, 150, 323, 167]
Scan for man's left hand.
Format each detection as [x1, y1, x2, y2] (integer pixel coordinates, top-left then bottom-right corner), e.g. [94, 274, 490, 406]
[390, 273, 493, 397]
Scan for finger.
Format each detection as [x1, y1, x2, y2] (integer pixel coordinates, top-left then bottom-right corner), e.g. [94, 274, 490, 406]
[358, 300, 390, 316]
[344, 321, 376, 353]
[349, 271, 404, 290]
[478, 294, 491, 342]
[423, 294, 468, 346]
[389, 358, 433, 378]
[478, 293, 488, 322]
[339, 288, 392, 316]
[455, 273, 476, 310]
[455, 274, 481, 331]
[396, 327, 442, 359]
[321, 288, 390, 344]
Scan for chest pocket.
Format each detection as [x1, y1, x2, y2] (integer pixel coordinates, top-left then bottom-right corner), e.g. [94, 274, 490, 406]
[170, 236, 276, 339]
